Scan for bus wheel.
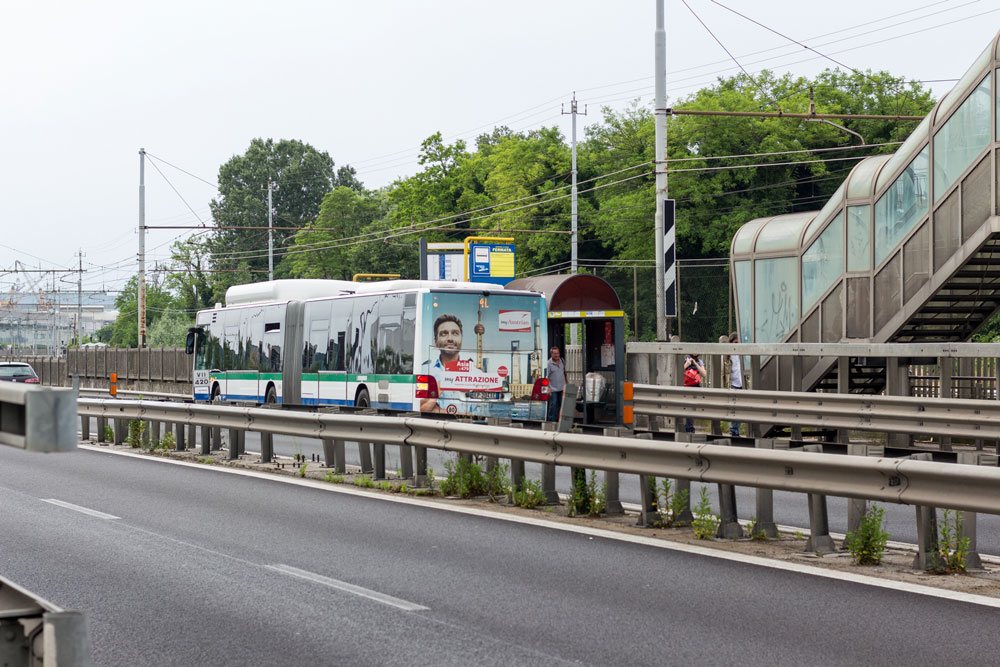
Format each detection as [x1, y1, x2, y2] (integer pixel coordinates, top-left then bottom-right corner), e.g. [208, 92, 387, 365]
[264, 385, 276, 405]
[355, 387, 370, 409]
[210, 384, 221, 404]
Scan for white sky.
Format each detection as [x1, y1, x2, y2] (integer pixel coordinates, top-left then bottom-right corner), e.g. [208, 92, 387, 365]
[1, 0, 998, 296]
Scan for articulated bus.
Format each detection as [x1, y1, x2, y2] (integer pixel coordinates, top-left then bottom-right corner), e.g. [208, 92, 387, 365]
[185, 279, 551, 420]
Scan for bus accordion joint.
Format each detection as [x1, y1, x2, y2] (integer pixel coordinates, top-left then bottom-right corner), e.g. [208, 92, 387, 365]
[415, 374, 439, 399]
[530, 378, 550, 401]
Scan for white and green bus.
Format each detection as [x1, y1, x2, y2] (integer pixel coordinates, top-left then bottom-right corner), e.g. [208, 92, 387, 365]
[186, 279, 551, 420]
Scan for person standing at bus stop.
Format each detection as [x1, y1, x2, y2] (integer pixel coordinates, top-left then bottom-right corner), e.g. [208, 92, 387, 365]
[546, 345, 566, 421]
[725, 331, 745, 437]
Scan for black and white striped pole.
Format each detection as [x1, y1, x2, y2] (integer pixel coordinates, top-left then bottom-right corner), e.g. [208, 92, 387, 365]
[663, 198, 677, 320]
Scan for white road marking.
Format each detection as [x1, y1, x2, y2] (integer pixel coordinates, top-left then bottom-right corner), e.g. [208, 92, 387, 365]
[42, 498, 120, 520]
[79, 444, 1000, 609]
[266, 564, 428, 611]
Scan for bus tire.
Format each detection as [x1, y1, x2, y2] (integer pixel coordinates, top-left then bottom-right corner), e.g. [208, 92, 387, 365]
[355, 387, 370, 409]
[264, 384, 277, 405]
[210, 383, 221, 404]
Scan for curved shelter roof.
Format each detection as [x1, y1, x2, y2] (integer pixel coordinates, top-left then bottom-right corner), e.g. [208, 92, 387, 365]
[506, 274, 621, 312]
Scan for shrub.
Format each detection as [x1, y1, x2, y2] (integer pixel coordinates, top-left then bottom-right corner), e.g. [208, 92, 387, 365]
[691, 487, 720, 539]
[103, 425, 114, 442]
[440, 458, 488, 498]
[298, 463, 308, 478]
[158, 431, 176, 452]
[844, 505, 889, 565]
[512, 479, 546, 509]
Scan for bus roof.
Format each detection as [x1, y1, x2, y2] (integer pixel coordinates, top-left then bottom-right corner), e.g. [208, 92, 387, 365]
[225, 279, 541, 306]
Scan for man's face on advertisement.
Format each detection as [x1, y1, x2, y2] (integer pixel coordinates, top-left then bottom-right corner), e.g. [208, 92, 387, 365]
[435, 321, 463, 355]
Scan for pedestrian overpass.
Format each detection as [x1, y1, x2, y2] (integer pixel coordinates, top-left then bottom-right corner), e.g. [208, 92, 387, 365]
[731, 31, 1000, 394]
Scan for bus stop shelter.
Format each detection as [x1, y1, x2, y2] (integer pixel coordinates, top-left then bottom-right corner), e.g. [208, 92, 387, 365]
[506, 274, 625, 426]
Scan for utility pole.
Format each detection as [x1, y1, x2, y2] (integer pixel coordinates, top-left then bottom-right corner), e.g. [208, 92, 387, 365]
[76, 249, 84, 345]
[138, 148, 147, 348]
[267, 179, 275, 281]
[653, 0, 669, 341]
[562, 92, 587, 346]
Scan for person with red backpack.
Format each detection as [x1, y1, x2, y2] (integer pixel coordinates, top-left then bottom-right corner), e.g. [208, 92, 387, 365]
[682, 353, 706, 432]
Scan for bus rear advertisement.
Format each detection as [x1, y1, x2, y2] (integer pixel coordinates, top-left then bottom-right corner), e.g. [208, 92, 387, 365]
[187, 279, 550, 420]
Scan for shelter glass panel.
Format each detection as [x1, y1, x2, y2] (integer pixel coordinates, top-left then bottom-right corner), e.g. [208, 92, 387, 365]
[847, 205, 871, 272]
[733, 261, 752, 343]
[875, 146, 929, 266]
[847, 155, 891, 199]
[933, 187, 961, 273]
[934, 76, 990, 203]
[845, 277, 870, 339]
[821, 281, 843, 343]
[804, 184, 845, 244]
[801, 308, 819, 343]
[903, 223, 930, 302]
[874, 253, 901, 333]
[753, 257, 798, 344]
[961, 154, 992, 242]
[802, 211, 844, 311]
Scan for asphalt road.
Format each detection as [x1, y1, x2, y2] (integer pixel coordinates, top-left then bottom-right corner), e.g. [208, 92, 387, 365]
[2, 445, 999, 666]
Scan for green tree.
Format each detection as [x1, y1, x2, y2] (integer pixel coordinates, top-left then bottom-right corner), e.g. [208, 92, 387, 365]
[106, 276, 180, 347]
[207, 138, 337, 300]
[166, 237, 214, 313]
[147, 308, 193, 347]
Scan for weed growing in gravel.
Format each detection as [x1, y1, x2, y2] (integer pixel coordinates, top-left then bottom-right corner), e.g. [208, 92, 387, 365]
[353, 475, 375, 489]
[440, 457, 506, 499]
[746, 517, 769, 542]
[297, 463, 308, 478]
[844, 505, 889, 565]
[103, 425, 114, 442]
[126, 420, 145, 448]
[512, 479, 546, 509]
[691, 487, 720, 539]
[157, 432, 176, 453]
[935, 509, 971, 573]
[323, 472, 345, 484]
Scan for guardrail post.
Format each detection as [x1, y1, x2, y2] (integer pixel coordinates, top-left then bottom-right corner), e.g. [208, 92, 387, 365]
[834, 356, 850, 445]
[540, 421, 559, 504]
[414, 443, 427, 486]
[801, 444, 837, 554]
[43, 610, 93, 667]
[886, 357, 913, 449]
[212, 426, 222, 451]
[260, 432, 274, 463]
[174, 422, 185, 451]
[602, 427, 624, 516]
[671, 432, 700, 525]
[399, 442, 414, 479]
[790, 356, 803, 442]
[938, 356, 953, 451]
[200, 426, 211, 455]
[96, 416, 107, 443]
[846, 444, 884, 532]
[753, 438, 782, 538]
[227, 428, 241, 460]
[357, 439, 373, 474]
[81, 413, 90, 441]
[187, 424, 197, 452]
[322, 438, 335, 468]
[114, 418, 126, 445]
[635, 432, 659, 527]
[715, 437, 744, 539]
[910, 452, 940, 570]
[955, 452, 995, 570]
[373, 441, 385, 479]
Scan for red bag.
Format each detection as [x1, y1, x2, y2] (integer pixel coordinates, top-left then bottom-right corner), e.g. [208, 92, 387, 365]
[683, 366, 702, 387]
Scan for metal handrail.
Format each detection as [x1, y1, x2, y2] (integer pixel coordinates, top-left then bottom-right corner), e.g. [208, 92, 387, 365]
[77, 398, 1000, 515]
[632, 383, 1000, 441]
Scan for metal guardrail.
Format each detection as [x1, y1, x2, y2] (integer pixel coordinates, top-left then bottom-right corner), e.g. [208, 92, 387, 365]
[631, 383, 1000, 441]
[0, 383, 78, 453]
[77, 398, 1000, 515]
[0, 576, 92, 666]
[77, 387, 191, 402]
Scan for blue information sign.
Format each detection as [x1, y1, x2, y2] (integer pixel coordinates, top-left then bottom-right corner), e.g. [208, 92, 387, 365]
[468, 243, 516, 285]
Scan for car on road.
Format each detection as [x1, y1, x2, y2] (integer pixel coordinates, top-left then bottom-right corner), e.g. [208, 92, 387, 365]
[0, 362, 40, 383]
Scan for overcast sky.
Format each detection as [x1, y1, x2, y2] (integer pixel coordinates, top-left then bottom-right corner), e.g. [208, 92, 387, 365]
[2, 0, 998, 296]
